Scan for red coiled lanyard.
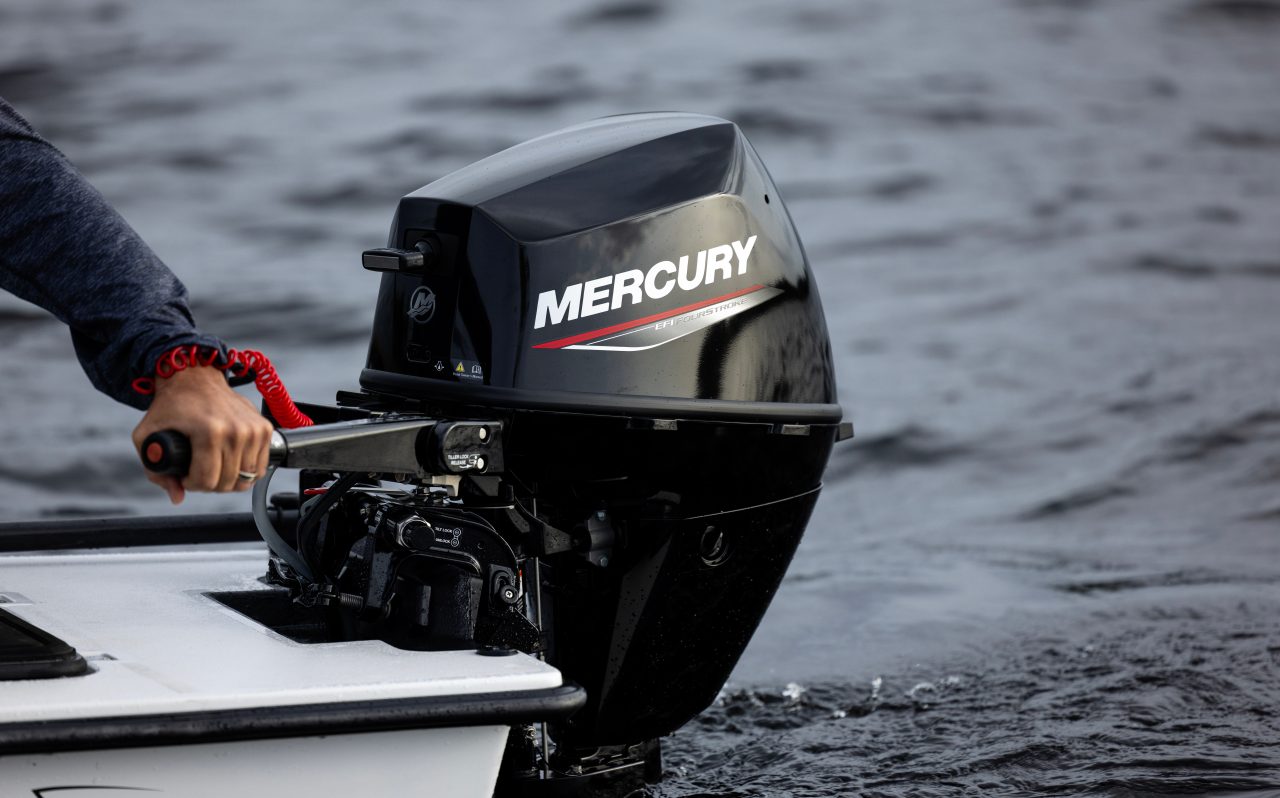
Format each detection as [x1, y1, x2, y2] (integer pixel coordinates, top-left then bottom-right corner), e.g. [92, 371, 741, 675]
[131, 345, 313, 429]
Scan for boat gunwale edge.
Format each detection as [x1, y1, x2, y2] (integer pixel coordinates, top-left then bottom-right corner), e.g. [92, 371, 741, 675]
[0, 682, 586, 756]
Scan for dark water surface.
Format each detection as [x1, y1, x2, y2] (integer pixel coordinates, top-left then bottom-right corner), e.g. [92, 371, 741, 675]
[3, 1, 1280, 794]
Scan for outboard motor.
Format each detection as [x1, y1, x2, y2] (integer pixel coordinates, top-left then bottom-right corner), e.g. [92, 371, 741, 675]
[258, 112, 847, 793]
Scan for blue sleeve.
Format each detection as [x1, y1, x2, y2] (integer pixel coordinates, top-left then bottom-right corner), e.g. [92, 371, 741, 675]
[0, 96, 226, 410]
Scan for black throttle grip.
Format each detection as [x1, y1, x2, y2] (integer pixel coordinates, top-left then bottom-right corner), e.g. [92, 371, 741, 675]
[141, 430, 192, 477]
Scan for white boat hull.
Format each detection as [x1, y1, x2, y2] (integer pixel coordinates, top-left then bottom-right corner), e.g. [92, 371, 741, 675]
[2, 725, 508, 798]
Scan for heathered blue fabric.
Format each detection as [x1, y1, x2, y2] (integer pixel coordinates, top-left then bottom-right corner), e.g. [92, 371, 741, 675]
[0, 97, 226, 409]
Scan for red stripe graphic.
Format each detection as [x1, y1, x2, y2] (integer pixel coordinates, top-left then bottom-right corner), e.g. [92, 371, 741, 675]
[532, 284, 766, 350]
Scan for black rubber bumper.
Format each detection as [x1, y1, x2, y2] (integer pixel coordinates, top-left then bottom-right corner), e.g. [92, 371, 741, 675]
[0, 683, 586, 756]
[0, 513, 267, 553]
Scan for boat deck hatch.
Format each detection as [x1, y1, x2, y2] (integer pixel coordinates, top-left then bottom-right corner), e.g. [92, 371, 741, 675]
[0, 608, 89, 681]
[207, 590, 331, 644]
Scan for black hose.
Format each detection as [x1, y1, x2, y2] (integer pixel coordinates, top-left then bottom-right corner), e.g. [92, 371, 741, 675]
[295, 471, 364, 576]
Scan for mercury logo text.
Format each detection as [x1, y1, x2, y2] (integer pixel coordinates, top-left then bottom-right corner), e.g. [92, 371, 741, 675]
[534, 235, 757, 330]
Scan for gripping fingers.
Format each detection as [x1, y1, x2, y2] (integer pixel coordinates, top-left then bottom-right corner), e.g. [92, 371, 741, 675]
[137, 365, 278, 498]
[218, 425, 251, 492]
[238, 396, 272, 491]
[251, 423, 271, 484]
[183, 425, 224, 493]
[145, 472, 186, 505]
[231, 420, 273, 492]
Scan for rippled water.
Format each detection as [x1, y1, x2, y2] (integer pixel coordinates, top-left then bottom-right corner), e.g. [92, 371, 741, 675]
[3, 0, 1280, 794]
[659, 597, 1280, 796]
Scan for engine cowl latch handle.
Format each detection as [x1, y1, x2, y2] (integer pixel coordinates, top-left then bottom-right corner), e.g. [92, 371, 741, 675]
[362, 239, 437, 273]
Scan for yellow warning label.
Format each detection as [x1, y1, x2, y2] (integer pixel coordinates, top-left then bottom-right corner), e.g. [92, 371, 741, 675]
[452, 359, 484, 382]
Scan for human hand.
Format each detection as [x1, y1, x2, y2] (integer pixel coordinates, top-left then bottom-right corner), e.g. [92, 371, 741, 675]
[131, 366, 274, 504]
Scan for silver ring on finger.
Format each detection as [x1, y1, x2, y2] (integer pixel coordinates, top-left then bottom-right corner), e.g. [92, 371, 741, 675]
[237, 470, 258, 482]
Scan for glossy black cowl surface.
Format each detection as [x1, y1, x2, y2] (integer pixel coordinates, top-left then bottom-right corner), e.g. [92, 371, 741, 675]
[361, 112, 839, 423]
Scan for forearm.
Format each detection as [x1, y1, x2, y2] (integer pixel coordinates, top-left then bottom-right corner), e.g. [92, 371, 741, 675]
[0, 97, 223, 408]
